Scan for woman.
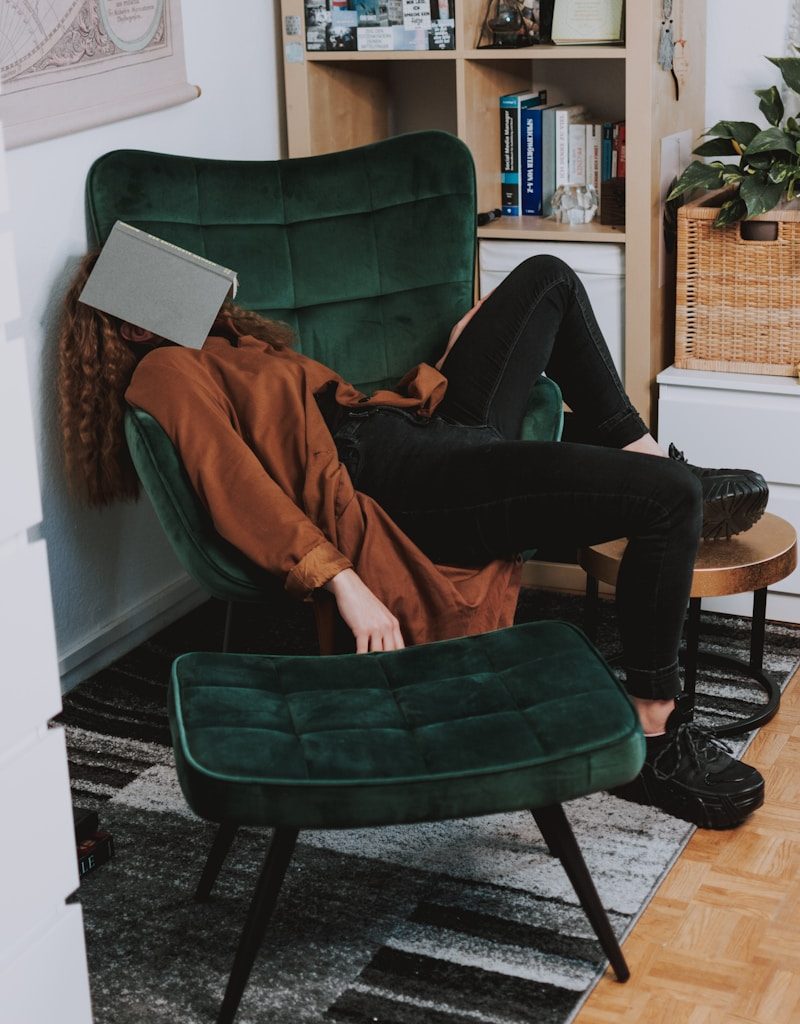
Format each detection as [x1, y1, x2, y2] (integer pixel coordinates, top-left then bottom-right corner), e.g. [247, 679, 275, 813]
[58, 251, 767, 830]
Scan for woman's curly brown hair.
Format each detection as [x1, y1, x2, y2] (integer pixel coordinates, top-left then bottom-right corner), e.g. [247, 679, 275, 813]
[58, 251, 295, 508]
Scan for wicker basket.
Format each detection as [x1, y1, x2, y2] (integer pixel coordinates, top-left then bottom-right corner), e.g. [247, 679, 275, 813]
[675, 188, 800, 377]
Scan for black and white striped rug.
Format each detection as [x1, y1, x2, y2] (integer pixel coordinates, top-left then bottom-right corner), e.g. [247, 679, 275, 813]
[59, 592, 800, 1024]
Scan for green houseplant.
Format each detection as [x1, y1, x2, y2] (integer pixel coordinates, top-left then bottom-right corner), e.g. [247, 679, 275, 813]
[668, 52, 800, 227]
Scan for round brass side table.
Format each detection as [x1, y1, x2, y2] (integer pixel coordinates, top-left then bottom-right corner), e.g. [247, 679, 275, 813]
[578, 512, 798, 737]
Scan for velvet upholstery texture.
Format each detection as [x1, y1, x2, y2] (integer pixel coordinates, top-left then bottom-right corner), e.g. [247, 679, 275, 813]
[169, 621, 645, 830]
[88, 134, 562, 606]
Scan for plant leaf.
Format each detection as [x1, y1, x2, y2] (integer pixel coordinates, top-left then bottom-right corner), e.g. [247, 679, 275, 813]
[704, 120, 761, 145]
[787, 116, 800, 134]
[767, 161, 796, 183]
[693, 138, 740, 157]
[745, 153, 776, 170]
[766, 56, 800, 96]
[755, 86, 784, 126]
[713, 196, 748, 227]
[740, 172, 786, 217]
[721, 165, 746, 185]
[743, 126, 797, 155]
[666, 160, 724, 200]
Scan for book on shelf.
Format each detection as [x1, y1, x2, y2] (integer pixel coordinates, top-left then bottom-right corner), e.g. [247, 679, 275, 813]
[568, 120, 588, 186]
[586, 122, 602, 206]
[554, 104, 586, 189]
[500, 89, 547, 217]
[521, 102, 558, 216]
[551, 0, 624, 44]
[77, 830, 115, 879]
[541, 104, 562, 217]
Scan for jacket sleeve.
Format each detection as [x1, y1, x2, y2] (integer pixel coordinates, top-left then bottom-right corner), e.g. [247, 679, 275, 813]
[125, 361, 352, 598]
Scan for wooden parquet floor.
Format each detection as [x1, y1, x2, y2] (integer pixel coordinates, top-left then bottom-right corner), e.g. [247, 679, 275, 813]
[576, 664, 800, 1024]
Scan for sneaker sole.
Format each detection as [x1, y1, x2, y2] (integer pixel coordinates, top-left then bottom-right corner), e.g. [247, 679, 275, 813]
[610, 774, 765, 830]
[702, 482, 769, 541]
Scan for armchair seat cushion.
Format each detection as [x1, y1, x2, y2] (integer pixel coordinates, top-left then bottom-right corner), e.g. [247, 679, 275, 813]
[169, 620, 645, 829]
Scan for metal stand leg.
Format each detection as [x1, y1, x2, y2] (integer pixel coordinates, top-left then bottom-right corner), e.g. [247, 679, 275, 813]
[217, 828, 299, 1024]
[584, 574, 599, 644]
[531, 805, 629, 982]
[195, 823, 239, 902]
[676, 587, 781, 738]
[750, 588, 767, 672]
[682, 598, 702, 715]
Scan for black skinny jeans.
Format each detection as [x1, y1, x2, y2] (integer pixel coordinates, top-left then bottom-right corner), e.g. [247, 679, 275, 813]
[334, 255, 703, 700]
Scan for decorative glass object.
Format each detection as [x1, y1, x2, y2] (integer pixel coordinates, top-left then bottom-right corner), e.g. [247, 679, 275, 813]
[551, 183, 599, 225]
[476, 0, 542, 47]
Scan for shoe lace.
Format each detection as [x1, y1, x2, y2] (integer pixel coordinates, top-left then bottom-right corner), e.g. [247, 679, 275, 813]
[651, 723, 732, 780]
[668, 442, 688, 464]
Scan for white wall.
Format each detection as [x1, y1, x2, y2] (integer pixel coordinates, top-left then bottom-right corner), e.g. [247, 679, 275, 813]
[706, 2, 791, 125]
[6, 1, 285, 690]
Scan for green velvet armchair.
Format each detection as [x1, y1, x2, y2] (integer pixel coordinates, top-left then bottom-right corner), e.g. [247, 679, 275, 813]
[86, 131, 563, 649]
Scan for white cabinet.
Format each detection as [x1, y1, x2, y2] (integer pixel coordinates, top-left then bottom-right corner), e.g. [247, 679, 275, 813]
[657, 366, 800, 623]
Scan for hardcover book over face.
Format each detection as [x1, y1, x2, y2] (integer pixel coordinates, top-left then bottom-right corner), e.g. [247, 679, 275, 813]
[79, 221, 239, 350]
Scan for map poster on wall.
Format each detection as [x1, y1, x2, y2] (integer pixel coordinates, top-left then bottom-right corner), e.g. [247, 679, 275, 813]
[0, 0, 199, 149]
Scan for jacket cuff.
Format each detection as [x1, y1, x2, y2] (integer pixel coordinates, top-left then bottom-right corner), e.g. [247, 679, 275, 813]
[285, 542, 353, 599]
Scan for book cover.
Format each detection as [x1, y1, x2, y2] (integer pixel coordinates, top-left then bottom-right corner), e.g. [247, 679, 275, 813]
[500, 89, 547, 216]
[77, 830, 115, 879]
[541, 103, 562, 216]
[79, 221, 239, 351]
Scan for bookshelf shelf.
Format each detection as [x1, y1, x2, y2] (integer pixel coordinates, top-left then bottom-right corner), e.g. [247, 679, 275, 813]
[464, 46, 626, 60]
[280, 0, 708, 422]
[478, 219, 626, 242]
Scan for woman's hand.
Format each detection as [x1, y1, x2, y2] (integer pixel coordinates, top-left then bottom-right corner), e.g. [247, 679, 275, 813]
[435, 290, 494, 371]
[324, 568, 405, 653]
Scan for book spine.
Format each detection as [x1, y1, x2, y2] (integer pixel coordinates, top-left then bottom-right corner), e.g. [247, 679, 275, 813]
[611, 121, 620, 177]
[77, 831, 115, 879]
[617, 121, 626, 177]
[601, 122, 613, 180]
[586, 123, 602, 209]
[555, 109, 570, 188]
[521, 107, 544, 215]
[541, 107, 558, 216]
[521, 108, 536, 216]
[568, 122, 587, 186]
[500, 98, 520, 216]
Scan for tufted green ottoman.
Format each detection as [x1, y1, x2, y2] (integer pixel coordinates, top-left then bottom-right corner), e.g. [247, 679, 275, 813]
[169, 620, 645, 1024]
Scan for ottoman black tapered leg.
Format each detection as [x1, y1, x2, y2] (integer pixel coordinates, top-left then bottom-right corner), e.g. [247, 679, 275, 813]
[195, 823, 239, 902]
[531, 805, 629, 982]
[217, 827, 300, 1024]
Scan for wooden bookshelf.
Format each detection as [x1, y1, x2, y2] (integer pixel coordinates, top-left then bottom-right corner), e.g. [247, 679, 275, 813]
[279, 0, 708, 423]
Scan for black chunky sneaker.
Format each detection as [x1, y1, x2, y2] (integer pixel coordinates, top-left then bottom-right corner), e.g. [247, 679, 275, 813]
[611, 702, 765, 829]
[668, 443, 769, 541]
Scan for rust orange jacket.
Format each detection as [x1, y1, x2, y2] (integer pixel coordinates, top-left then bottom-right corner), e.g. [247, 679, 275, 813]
[125, 330, 521, 645]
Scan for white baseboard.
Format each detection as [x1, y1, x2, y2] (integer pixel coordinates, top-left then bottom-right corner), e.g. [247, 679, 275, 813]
[58, 576, 207, 694]
[521, 560, 800, 625]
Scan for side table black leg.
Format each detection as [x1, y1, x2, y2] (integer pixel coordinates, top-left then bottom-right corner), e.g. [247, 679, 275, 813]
[682, 598, 702, 717]
[750, 588, 767, 672]
[585, 574, 599, 644]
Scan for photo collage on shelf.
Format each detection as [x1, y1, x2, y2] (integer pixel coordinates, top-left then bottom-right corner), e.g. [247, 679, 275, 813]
[305, 0, 455, 51]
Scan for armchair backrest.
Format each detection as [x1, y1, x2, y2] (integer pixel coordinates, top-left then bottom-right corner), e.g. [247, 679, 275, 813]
[87, 131, 477, 393]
